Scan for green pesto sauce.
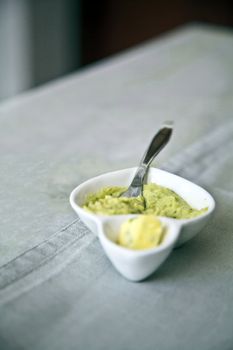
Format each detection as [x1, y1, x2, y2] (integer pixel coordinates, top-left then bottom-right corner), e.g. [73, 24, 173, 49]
[83, 183, 207, 219]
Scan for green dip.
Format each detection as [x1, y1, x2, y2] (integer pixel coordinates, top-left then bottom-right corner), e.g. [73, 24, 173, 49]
[83, 183, 207, 219]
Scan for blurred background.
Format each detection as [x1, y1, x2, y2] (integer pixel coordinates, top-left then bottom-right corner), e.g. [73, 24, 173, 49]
[0, 0, 232, 102]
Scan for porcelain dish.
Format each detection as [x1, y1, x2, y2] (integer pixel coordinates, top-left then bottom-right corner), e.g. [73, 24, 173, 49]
[70, 167, 215, 280]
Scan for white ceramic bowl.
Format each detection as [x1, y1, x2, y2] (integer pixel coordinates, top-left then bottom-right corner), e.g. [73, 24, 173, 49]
[98, 215, 180, 281]
[70, 167, 215, 247]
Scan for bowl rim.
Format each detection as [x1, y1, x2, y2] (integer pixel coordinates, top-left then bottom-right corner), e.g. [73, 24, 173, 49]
[98, 215, 181, 257]
[69, 167, 216, 226]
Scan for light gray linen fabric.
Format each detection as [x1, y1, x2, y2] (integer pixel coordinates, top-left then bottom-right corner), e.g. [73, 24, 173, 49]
[0, 24, 233, 350]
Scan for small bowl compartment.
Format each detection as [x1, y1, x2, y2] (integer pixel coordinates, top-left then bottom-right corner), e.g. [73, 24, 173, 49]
[98, 215, 181, 281]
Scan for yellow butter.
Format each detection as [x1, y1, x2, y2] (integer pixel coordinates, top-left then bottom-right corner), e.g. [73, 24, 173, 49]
[118, 215, 164, 250]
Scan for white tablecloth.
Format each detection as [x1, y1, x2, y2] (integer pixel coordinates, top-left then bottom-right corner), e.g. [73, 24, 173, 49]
[0, 24, 233, 350]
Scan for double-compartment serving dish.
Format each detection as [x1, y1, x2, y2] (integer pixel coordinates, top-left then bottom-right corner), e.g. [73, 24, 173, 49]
[70, 167, 215, 281]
